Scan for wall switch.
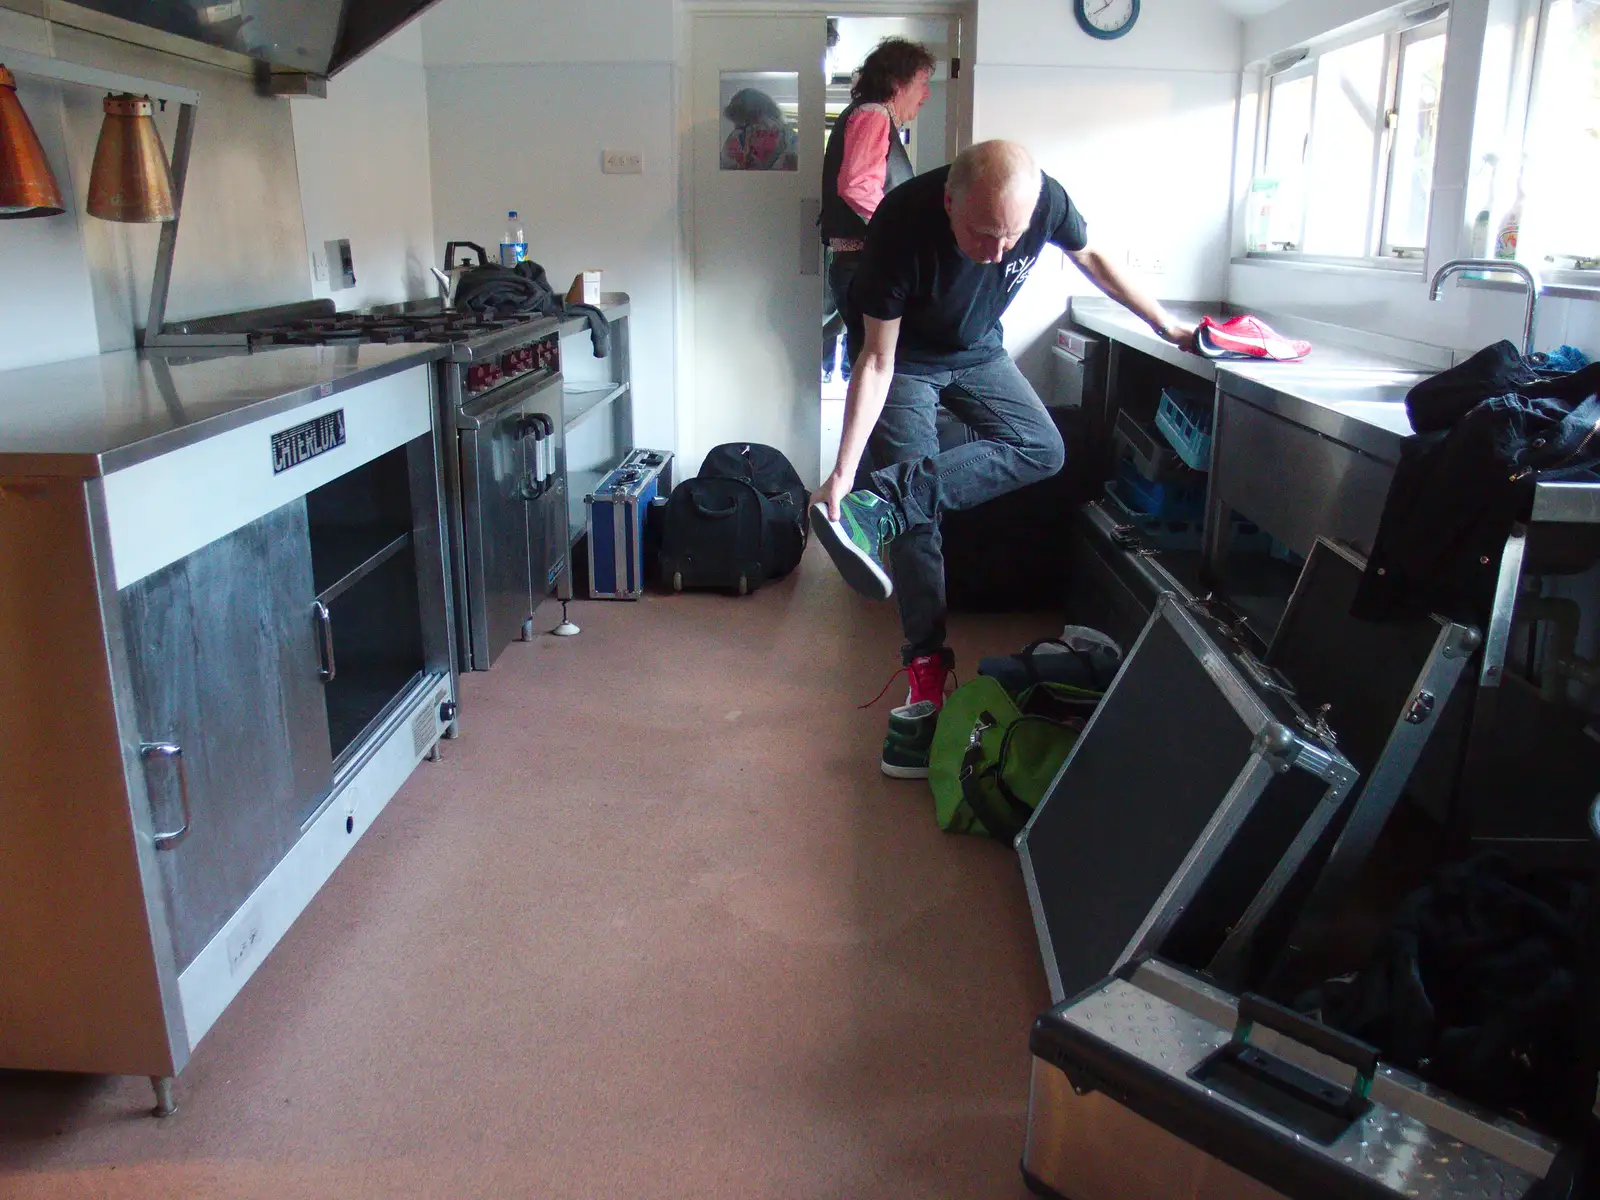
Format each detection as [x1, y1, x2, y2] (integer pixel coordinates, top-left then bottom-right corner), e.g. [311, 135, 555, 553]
[311, 249, 328, 282]
[602, 149, 643, 175]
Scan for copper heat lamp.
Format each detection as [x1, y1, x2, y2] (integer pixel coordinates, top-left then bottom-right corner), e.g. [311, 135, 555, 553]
[0, 65, 65, 219]
[87, 92, 175, 223]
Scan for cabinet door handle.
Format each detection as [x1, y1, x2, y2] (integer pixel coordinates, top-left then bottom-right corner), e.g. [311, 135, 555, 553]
[312, 600, 337, 682]
[140, 742, 192, 849]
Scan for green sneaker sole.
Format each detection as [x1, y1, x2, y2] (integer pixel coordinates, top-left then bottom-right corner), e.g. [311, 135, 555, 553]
[810, 502, 893, 601]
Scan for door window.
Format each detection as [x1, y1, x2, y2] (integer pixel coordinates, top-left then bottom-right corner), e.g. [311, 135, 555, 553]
[720, 70, 800, 171]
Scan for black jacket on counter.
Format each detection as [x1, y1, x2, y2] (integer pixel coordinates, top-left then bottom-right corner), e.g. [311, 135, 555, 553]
[454, 260, 611, 357]
[1353, 341, 1600, 625]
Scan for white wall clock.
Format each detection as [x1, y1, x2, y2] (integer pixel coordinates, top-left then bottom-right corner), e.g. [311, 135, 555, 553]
[1074, 0, 1139, 40]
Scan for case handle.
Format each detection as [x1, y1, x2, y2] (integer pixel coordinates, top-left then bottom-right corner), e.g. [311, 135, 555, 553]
[690, 496, 738, 520]
[1235, 993, 1379, 1103]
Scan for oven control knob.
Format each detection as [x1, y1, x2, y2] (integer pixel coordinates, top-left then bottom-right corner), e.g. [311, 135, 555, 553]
[438, 698, 458, 725]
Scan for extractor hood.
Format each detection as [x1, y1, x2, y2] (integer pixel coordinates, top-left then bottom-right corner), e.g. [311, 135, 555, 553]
[62, 0, 441, 78]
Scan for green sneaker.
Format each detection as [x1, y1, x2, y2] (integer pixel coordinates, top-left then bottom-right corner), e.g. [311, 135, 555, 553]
[881, 700, 938, 779]
[810, 491, 905, 601]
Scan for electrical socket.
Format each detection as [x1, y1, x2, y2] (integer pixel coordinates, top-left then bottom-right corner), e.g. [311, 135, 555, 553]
[311, 249, 328, 282]
[1126, 250, 1167, 275]
[602, 149, 643, 175]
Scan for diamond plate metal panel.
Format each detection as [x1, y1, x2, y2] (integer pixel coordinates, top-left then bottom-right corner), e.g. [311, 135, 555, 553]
[1063, 981, 1543, 1199]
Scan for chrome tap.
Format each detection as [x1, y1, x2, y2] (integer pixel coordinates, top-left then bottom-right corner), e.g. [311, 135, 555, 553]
[1428, 258, 1542, 358]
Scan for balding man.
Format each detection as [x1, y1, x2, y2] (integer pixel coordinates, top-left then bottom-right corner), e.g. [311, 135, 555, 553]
[809, 139, 1195, 779]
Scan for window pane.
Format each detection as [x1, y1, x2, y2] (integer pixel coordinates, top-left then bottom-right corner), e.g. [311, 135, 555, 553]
[1523, 1, 1600, 260]
[1303, 35, 1386, 256]
[720, 70, 800, 171]
[1385, 31, 1446, 250]
[1259, 73, 1313, 248]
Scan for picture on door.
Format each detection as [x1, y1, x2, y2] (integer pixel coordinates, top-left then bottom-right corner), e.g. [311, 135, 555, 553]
[719, 70, 800, 171]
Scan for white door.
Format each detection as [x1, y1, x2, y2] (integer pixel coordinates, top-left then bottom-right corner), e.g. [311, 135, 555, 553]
[688, 13, 827, 486]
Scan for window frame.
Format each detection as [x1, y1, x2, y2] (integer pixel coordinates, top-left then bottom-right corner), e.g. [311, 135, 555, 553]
[1247, 6, 1450, 266]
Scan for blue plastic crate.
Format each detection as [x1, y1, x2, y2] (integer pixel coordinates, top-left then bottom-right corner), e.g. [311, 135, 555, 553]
[1103, 477, 1205, 551]
[1155, 387, 1214, 472]
[1114, 460, 1203, 522]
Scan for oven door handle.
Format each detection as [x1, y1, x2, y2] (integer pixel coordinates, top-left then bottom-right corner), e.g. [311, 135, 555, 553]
[312, 600, 336, 682]
[455, 371, 562, 430]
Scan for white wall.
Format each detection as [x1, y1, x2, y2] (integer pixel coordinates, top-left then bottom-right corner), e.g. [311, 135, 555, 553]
[291, 21, 437, 312]
[421, 0, 674, 65]
[425, 63, 677, 453]
[973, 0, 1242, 390]
[978, 0, 1242, 70]
[421, 0, 678, 456]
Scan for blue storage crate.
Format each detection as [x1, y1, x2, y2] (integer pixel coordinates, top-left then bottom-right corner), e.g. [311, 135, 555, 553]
[1113, 460, 1203, 522]
[1155, 387, 1214, 472]
[1103, 477, 1205, 551]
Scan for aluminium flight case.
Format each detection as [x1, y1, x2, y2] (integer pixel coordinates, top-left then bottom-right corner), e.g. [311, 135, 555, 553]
[1022, 956, 1568, 1200]
[1015, 591, 1360, 1006]
[1241, 537, 1481, 991]
[585, 448, 672, 599]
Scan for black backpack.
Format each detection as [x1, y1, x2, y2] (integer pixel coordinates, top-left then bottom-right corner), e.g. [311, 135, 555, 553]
[660, 443, 808, 594]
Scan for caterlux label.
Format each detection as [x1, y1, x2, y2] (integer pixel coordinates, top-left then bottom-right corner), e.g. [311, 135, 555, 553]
[271, 409, 346, 474]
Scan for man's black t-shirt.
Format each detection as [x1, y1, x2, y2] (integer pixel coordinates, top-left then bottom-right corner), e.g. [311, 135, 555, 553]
[849, 166, 1088, 367]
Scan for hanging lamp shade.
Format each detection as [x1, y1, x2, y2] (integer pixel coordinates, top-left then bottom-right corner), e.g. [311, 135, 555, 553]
[0, 65, 65, 219]
[87, 93, 175, 223]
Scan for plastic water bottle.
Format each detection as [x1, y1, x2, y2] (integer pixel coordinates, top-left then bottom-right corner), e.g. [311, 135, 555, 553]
[499, 211, 527, 267]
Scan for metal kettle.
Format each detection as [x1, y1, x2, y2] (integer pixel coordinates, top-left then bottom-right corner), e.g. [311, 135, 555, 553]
[431, 241, 488, 309]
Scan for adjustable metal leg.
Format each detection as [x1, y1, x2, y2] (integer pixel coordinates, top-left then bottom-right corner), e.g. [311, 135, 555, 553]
[150, 1075, 176, 1118]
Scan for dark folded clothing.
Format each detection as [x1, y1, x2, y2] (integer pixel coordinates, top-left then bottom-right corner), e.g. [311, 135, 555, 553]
[453, 261, 610, 357]
[1355, 391, 1600, 623]
[1406, 340, 1539, 433]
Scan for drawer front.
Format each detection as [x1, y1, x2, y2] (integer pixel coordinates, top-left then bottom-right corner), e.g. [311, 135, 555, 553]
[1214, 392, 1395, 558]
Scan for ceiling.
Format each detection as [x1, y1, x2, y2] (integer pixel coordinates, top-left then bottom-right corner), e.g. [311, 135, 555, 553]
[1211, 0, 1295, 15]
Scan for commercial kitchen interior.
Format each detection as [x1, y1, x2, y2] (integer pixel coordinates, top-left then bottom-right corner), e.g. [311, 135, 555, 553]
[4, 0, 1600, 1196]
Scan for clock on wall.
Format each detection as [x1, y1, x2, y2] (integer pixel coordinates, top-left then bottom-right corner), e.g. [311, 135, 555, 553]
[1074, 0, 1139, 40]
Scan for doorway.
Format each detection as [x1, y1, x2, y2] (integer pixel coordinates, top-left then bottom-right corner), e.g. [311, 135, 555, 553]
[683, 8, 966, 488]
[819, 13, 963, 481]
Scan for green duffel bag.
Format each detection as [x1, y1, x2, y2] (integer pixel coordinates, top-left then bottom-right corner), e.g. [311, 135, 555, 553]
[928, 675, 1101, 842]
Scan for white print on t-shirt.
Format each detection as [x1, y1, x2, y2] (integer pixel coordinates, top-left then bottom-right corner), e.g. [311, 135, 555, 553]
[1004, 255, 1036, 292]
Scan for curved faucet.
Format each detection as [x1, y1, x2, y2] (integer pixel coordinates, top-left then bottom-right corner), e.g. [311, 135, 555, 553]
[1428, 258, 1542, 358]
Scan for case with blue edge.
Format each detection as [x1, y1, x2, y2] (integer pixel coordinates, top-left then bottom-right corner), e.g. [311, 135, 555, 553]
[585, 449, 672, 600]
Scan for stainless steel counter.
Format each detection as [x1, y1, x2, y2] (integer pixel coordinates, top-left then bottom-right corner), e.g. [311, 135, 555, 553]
[0, 342, 447, 478]
[1067, 296, 1438, 464]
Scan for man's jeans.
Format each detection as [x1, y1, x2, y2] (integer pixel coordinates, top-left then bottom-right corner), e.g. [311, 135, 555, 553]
[866, 352, 1065, 661]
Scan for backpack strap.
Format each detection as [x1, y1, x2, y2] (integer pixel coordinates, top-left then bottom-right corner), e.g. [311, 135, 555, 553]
[1013, 637, 1101, 689]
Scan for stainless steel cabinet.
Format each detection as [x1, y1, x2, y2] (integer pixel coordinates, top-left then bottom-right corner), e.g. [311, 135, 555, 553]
[120, 500, 333, 970]
[0, 360, 456, 1116]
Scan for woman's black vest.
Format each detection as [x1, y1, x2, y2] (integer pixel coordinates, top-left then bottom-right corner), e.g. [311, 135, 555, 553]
[821, 99, 915, 244]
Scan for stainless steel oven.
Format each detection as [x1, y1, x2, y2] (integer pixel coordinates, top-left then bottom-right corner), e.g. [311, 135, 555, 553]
[156, 301, 572, 674]
[452, 364, 566, 670]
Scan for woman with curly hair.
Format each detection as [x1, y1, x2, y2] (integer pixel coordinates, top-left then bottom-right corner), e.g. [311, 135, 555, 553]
[820, 37, 937, 375]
